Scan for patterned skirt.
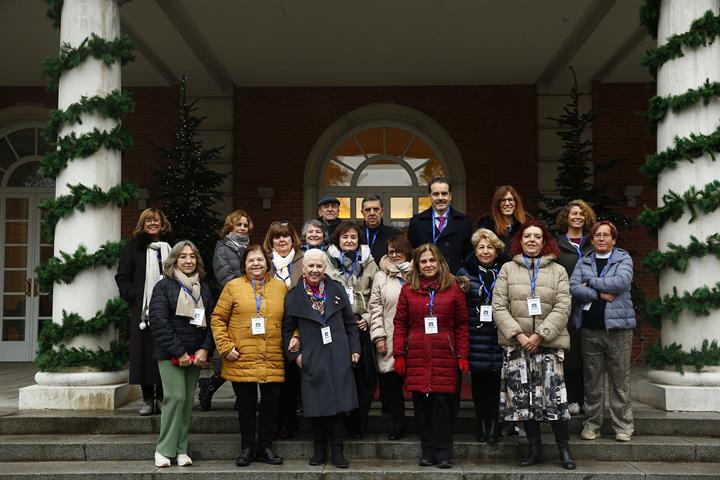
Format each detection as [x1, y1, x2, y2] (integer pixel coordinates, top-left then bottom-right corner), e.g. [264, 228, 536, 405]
[499, 346, 570, 422]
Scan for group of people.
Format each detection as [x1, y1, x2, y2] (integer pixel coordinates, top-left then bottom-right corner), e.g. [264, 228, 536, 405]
[114, 177, 636, 471]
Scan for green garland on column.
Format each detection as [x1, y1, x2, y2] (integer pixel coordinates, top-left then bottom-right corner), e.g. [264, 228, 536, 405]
[639, 1, 720, 371]
[36, 0, 137, 372]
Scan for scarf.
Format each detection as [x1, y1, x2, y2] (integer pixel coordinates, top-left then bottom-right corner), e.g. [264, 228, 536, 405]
[172, 268, 205, 326]
[225, 232, 249, 252]
[140, 241, 171, 329]
[272, 248, 295, 287]
[420, 277, 440, 293]
[304, 277, 326, 317]
[329, 244, 365, 279]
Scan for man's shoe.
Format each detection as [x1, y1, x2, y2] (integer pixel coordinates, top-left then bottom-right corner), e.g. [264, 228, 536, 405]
[437, 460, 452, 469]
[581, 428, 598, 440]
[615, 433, 631, 442]
[418, 457, 436, 467]
[255, 447, 283, 465]
[235, 448, 254, 467]
[139, 400, 154, 416]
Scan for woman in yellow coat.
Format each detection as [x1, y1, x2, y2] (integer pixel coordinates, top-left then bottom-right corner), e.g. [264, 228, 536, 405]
[211, 245, 287, 467]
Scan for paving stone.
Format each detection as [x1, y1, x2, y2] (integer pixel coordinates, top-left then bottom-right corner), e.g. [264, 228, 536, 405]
[631, 461, 720, 479]
[687, 437, 720, 463]
[460, 460, 644, 479]
[0, 460, 155, 480]
[0, 434, 99, 461]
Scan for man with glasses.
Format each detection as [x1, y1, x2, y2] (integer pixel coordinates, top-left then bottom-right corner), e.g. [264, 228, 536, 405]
[360, 195, 401, 267]
[407, 177, 473, 274]
[317, 196, 342, 240]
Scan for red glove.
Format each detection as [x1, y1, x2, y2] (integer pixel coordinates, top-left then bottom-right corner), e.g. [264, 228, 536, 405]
[394, 356, 406, 376]
[458, 358, 469, 375]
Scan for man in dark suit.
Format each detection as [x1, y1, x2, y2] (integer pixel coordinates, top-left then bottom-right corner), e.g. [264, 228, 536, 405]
[317, 196, 342, 240]
[359, 195, 402, 267]
[407, 177, 473, 273]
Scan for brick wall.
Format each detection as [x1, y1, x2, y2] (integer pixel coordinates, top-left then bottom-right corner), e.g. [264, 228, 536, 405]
[592, 81, 660, 359]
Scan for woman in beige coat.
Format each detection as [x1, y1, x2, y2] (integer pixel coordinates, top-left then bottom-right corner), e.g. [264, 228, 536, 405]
[492, 220, 575, 470]
[369, 235, 414, 440]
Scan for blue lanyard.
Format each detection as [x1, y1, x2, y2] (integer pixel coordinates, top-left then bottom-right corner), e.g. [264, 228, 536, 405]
[251, 277, 264, 314]
[594, 250, 614, 278]
[478, 269, 497, 305]
[566, 235, 584, 259]
[428, 289, 435, 315]
[522, 255, 541, 297]
[339, 252, 358, 282]
[431, 209, 449, 244]
[365, 227, 378, 250]
[176, 281, 201, 305]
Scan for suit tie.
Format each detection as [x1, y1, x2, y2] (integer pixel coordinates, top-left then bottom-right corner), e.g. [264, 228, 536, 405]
[437, 215, 446, 232]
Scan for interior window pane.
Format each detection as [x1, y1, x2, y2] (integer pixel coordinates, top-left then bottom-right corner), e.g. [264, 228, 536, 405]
[41, 246, 53, 264]
[357, 162, 412, 187]
[7, 129, 35, 157]
[0, 138, 17, 172]
[7, 162, 43, 188]
[4, 270, 27, 293]
[333, 136, 363, 158]
[386, 128, 414, 157]
[5, 246, 27, 268]
[355, 197, 364, 220]
[404, 135, 435, 161]
[2, 319, 25, 341]
[419, 197, 431, 212]
[3, 295, 26, 317]
[323, 160, 352, 186]
[354, 128, 383, 157]
[416, 157, 445, 185]
[6, 198, 28, 220]
[38, 129, 51, 154]
[39, 294, 52, 317]
[5, 222, 28, 243]
[390, 197, 414, 219]
[337, 197, 351, 219]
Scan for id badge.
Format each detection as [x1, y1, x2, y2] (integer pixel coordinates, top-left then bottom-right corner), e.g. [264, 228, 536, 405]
[424, 316, 438, 334]
[190, 308, 205, 326]
[527, 297, 542, 316]
[479, 305, 493, 323]
[345, 287, 355, 305]
[251, 317, 266, 335]
[321, 325, 332, 344]
[582, 302, 592, 311]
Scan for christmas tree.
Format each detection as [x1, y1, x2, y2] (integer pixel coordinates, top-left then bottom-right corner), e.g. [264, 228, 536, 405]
[536, 68, 631, 230]
[157, 76, 226, 283]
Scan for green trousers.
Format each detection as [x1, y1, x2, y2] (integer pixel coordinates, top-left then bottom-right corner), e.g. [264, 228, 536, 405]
[156, 360, 201, 457]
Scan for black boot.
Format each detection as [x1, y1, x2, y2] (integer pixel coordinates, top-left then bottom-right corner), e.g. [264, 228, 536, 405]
[255, 446, 283, 465]
[519, 420, 544, 467]
[309, 418, 327, 466]
[328, 414, 349, 468]
[551, 420, 576, 470]
[330, 443, 349, 468]
[198, 374, 224, 411]
[475, 417, 487, 442]
[388, 415, 404, 440]
[485, 418, 500, 445]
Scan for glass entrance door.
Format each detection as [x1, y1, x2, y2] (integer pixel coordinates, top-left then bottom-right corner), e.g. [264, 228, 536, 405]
[0, 193, 53, 361]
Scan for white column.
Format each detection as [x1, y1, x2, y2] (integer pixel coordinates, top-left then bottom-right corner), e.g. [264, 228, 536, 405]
[19, 0, 137, 410]
[638, 0, 720, 411]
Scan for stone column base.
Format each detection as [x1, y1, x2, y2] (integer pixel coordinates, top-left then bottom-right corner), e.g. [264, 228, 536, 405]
[18, 383, 140, 410]
[637, 380, 720, 412]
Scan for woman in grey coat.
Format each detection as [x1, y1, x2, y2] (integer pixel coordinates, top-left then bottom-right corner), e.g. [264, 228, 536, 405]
[283, 249, 360, 469]
[569, 220, 635, 443]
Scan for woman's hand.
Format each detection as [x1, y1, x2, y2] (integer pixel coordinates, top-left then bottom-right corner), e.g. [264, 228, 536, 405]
[351, 353, 360, 365]
[516, 333, 530, 348]
[600, 292, 616, 302]
[225, 347, 239, 361]
[288, 336, 301, 352]
[193, 349, 208, 364]
[356, 316, 368, 331]
[525, 333, 543, 354]
[295, 354, 302, 368]
[376, 339, 388, 355]
[177, 353, 192, 367]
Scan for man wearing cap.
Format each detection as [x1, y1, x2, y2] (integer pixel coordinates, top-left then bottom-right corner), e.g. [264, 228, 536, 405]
[359, 195, 401, 267]
[317, 196, 342, 240]
[407, 177, 473, 274]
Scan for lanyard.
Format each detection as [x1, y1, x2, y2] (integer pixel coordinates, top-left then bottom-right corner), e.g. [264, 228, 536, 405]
[431, 208, 449, 244]
[309, 284, 328, 324]
[594, 250, 614, 278]
[176, 281, 201, 305]
[339, 252, 358, 282]
[365, 227, 378, 250]
[522, 255, 541, 298]
[478, 269, 497, 305]
[251, 277, 264, 314]
[566, 235, 584, 259]
[428, 289, 435, 315]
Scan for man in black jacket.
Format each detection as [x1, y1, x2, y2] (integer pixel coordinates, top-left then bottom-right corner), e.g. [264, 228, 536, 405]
[407, 177, 473, 273]
[360, 195, 402, 267]
[317, 196, 342, 239]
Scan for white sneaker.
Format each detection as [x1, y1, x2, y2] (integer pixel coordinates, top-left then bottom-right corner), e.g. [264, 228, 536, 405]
[615, 433, 631, 442]
[177, 453, 193, 466]
[154, 451, 171, 467]
[581, 428, 598, 440]
[568, 403, 581, 415]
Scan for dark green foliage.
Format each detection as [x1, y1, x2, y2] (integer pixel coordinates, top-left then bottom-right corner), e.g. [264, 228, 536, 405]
[643, 79, 720, 130]
[157, 77, 227, 284]
[641, 125, 720, 179]
[639, 0, 661, 39]
[35, 242, 125, 293]
[643, 234, 720, 276]
[637, 180, 720, 233]
[640, 282, 720, 328]
[35, 341, 130, 372]
[644, 340, 720, 373]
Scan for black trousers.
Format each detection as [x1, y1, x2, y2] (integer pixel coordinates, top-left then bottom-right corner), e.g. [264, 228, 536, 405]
[309, 413, 346, 446]
[277, 360, 300, 430]
[412, 392, 454, 462]
[378, 372, 405, 420]
[565, 368, 584, 406]
[232, 382, 282, 449]
[470, 370, 501, 420]
[141, 383, 163, 401]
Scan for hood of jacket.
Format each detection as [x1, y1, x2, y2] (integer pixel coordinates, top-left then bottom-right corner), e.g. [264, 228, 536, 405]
[378, 254, 412, 279]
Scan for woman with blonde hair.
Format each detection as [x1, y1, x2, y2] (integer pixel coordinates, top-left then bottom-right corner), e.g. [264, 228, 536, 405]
[477, 185, 528, 251]
[116, 208, 175, 416]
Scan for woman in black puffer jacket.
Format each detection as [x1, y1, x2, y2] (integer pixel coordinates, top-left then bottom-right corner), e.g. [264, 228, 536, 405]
[457, 228, 507, 444]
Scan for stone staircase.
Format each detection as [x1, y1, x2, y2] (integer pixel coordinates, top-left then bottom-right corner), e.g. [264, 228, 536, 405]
[1, 396, 720, 479]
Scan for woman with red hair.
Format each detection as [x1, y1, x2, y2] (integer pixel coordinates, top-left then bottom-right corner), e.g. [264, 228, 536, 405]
[492, 220, 575, 470]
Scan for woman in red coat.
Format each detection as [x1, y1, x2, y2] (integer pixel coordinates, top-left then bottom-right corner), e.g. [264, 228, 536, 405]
[392, 243, 469, 469]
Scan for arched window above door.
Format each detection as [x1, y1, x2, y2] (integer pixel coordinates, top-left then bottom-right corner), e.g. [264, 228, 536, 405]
[0, 127, 54, 189]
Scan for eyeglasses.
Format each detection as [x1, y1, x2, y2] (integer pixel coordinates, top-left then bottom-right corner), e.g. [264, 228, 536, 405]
[499, 198, 515, 205]
[271, 221, 289, 227]
[387, 249, 402, 257]
[593, 233, 612, 239]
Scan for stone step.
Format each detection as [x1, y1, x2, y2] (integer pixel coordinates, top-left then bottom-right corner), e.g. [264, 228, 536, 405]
[1, 433, 719, 463]
[1, 459, 720, 479]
